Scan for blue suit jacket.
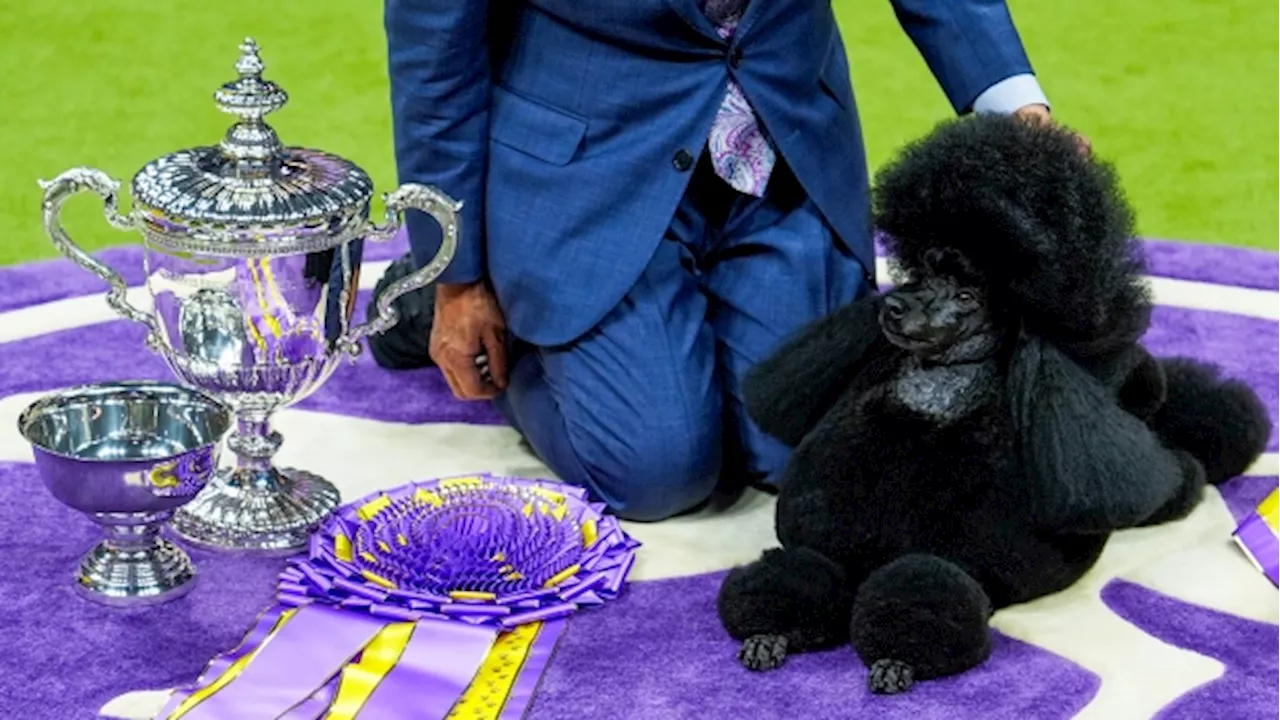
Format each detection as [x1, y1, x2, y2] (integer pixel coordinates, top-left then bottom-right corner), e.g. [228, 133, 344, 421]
[386, 0, 1034, 346]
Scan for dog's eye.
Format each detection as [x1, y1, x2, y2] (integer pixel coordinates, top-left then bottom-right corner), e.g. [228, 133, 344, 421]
[956, 290, 976, 304]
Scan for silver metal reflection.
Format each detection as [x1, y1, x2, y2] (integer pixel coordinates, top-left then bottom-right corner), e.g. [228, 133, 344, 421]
[17, 382, 233, 605]
[38, 38, 459, 553]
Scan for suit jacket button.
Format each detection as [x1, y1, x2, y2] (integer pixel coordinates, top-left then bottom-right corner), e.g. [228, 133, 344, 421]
[729, 47, 743, 68]
[673, 149, 695, 172]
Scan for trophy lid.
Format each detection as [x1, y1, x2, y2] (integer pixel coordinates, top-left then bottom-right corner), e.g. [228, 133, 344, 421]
[130, 38, 374, 256]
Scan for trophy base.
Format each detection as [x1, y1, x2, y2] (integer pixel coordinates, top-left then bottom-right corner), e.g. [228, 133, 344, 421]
[75, 536, 197, 606]
[171, 467, 341, 554]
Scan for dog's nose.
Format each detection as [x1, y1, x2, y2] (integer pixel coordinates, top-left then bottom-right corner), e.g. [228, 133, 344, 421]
[883, 295, 909, 319]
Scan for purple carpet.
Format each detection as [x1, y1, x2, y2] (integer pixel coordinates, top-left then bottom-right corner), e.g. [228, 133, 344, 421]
[1102, 580, 1279, 720]
[0, 236, 1276, 719]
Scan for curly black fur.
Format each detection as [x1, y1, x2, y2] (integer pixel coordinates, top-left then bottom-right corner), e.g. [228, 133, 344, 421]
[1148, 358, 1272, 485]
[717, 113, 1272, 695]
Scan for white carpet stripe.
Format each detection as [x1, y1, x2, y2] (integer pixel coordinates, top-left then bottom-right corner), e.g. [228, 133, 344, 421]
[1146, 276, 1280, 319]
[1249, 452, 1279, 476]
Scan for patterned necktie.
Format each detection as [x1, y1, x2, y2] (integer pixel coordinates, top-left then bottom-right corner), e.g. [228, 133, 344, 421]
[703, 0, 775, 197]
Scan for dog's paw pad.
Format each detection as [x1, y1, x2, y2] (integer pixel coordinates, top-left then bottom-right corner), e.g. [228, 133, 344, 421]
[868, 658, 914, 694]
[738, 634, 789, 671]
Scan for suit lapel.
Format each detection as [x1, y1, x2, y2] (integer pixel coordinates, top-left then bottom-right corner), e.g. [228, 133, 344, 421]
[735, 0, 780, 42]
[663, 0, 724, 42]
[664, 0, 783, 46]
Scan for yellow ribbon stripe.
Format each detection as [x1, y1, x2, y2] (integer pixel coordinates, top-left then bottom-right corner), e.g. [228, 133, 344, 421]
[323, 621, 417, 720]
[543, 564, 580, 589]
[253, 257, 285, 339]
[447, 622, 543, 720]
[334, 532, 354, 563]
[415, 489, 445, 507]
[259, 258, 291, 316]
[528, 487, 566, 504]
[1258, 487, 1279, 534]
[360, 570, 397, 590]
[242, 259, 276, 355]
[358, 494, 392, 521]
[167, 609, 299, 718]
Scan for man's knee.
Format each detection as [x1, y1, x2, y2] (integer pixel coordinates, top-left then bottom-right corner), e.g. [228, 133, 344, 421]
[571, 418, 722, 523]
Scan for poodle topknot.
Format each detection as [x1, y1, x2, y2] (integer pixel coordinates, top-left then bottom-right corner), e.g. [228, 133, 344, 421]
[871, 114, 1150, 361]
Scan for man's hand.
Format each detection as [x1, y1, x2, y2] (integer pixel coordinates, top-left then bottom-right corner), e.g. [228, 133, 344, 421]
[1012, 103, 1092, 156]
[430, 281, 509, 399]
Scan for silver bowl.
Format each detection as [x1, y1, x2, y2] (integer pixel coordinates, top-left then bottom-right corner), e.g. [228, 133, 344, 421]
[18, 382, 232, 605]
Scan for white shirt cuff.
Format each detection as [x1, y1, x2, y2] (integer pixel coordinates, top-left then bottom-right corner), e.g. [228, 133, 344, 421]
[971, 74, 1050, 115]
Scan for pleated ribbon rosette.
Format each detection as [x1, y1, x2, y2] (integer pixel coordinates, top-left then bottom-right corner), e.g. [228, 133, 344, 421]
[1232, 486, 1279, 587]
[160, 474, 640, 719]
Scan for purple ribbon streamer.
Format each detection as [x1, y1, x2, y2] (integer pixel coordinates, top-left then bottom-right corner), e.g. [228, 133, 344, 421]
[180, 604, 388, 719]
[1234, 513, 1279, 586]
[276, 674, 340, 720]
[354, 617, 499, 719]
[497, 619, 568, 720]
[157, 604, 290, 719]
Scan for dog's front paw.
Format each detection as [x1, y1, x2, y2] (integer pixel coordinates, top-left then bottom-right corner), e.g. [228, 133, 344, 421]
[738, 634, 789, 671]
[868, 658, 914, 694]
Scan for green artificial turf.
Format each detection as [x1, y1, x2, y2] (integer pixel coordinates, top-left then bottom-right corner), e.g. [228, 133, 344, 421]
[845, 0, 1279, 251]
[1, 1, 1274, 269]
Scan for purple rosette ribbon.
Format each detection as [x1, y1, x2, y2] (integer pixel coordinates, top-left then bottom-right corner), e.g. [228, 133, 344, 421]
[160, 473, 640, 719]
[1233, 487, 1279, 587]
[282, 473, 637, 623]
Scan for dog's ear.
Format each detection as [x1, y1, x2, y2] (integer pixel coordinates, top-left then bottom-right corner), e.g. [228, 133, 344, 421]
[1006, 336, 1189, 533]
[744, 293, 889, 448]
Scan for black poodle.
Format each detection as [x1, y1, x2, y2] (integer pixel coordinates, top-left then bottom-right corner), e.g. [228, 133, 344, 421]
[715, 113, 1272, 694]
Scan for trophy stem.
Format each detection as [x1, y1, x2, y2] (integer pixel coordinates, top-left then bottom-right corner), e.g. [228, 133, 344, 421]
[100, 514, 166, 553]
[226, 409, 285, 486]
[171, 407, 341, 554]
[77, 512, 196, 606]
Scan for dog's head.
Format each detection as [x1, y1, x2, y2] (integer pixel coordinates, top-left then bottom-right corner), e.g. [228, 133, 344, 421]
[871, 113, 1151, 359]
[880, 247, 1000, 363]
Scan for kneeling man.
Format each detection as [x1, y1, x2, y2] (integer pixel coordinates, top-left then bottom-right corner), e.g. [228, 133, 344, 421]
[372, 0, 1066, 521]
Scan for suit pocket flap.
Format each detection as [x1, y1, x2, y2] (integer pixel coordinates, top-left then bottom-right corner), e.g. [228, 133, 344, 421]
[489, 86, 588, 166]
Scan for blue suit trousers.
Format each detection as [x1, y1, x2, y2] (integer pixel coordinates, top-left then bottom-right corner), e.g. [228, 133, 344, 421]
[493, 154, 868, 521]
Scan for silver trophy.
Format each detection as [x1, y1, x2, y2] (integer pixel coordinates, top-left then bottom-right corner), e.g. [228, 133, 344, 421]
[18, 382, 233, 604]
[38, 38, 459, 553]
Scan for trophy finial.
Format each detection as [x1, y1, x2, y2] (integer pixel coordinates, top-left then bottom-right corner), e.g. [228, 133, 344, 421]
[235, 37, 265, 78]
[214, 37, 289, 165]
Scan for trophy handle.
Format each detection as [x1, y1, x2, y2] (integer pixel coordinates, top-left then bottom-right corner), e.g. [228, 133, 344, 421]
[39, 168, 162, 348]
[343, 183, 461, 350]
